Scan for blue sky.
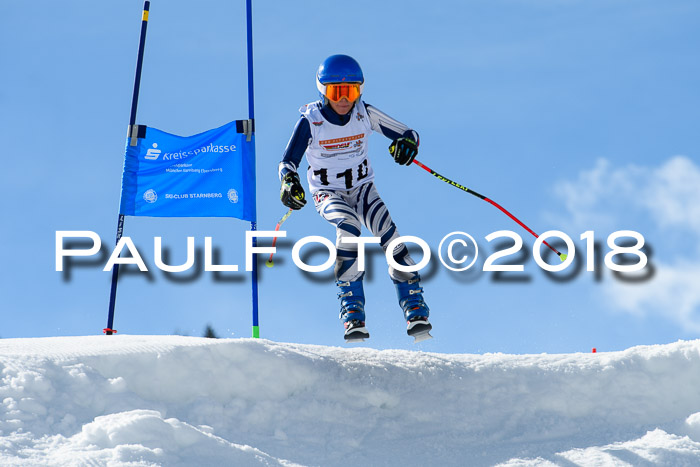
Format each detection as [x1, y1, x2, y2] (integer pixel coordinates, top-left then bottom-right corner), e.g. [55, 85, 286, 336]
[1, 0, 699, 354]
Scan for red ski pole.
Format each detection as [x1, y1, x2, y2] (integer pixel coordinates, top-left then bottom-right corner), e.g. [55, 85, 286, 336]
[265, 209, 293, 267]
[412, 159, 566, 261]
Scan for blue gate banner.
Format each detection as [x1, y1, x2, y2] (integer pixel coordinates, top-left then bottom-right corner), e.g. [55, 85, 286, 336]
[119, 120, 256, 221]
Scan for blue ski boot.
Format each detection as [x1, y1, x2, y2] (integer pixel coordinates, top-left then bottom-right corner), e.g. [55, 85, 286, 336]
[394, 278, 432, 342]
[337, 280, 369, 342]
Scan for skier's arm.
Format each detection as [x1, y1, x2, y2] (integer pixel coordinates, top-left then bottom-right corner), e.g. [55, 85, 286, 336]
[278, 116, 311, 209]
[364, 103, 419, 166]
[364, 103, 419, 145]
[278, 116, 311, 180]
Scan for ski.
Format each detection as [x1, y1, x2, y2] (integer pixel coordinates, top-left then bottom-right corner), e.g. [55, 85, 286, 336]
[407, 318, 433, 343]
[411, 330, 433, 343]
[345, 335, 368, 343]
[344, 320, 369, 343]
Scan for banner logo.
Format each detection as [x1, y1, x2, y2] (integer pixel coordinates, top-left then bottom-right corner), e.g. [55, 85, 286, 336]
[145, 143, 161, 160]
[143, 189, 158, 203]
[227, 189, 239, 203]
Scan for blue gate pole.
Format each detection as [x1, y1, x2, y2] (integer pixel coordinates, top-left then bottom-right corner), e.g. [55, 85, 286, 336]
[105, 0, 151, 335]
[245, 0, 260, 338]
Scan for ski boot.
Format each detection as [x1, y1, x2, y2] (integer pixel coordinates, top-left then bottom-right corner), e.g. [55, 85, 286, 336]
[337, 280, 369, 342]
[394, 278, 432, 343]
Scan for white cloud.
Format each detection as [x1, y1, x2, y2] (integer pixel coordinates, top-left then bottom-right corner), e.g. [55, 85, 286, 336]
[553, 155, 700, 332]
[554, 155, 700, 234]
[607, 261, 700, 333]
[642, 156, 700, 233]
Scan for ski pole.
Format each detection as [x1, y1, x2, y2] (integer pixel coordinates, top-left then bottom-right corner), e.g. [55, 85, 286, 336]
[412, 159, 567, 261]
[265, 209, 293, 267]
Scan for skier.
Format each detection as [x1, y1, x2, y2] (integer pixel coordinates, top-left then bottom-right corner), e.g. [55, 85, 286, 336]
[278, 54, 431, 343]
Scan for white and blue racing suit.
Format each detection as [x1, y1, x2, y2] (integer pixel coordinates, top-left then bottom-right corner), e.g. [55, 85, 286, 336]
[278, 99, 420, 283]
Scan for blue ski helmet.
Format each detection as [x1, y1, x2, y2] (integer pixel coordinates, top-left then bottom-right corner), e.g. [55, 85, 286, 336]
[316, 54, 364, 102]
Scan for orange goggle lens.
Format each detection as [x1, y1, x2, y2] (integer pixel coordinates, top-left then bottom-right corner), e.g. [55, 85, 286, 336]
[325, 83, 361, 102]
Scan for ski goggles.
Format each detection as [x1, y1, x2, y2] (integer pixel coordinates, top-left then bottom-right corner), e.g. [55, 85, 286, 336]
[323, 82, 362, 102]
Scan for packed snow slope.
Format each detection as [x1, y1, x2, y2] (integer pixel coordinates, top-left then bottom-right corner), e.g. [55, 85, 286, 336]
[2, 337, 700, 466]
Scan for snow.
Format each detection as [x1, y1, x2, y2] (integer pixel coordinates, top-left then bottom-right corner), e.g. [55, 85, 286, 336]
[2, 336, 700, 466]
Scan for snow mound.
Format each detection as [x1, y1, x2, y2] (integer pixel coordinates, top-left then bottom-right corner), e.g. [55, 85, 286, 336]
[3, 409, 298, 466]
[2, 336, 700, 466]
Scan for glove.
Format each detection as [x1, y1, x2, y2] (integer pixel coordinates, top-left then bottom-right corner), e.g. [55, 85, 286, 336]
[389, 137, 418, 166]
[280, 172, 307, 210]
